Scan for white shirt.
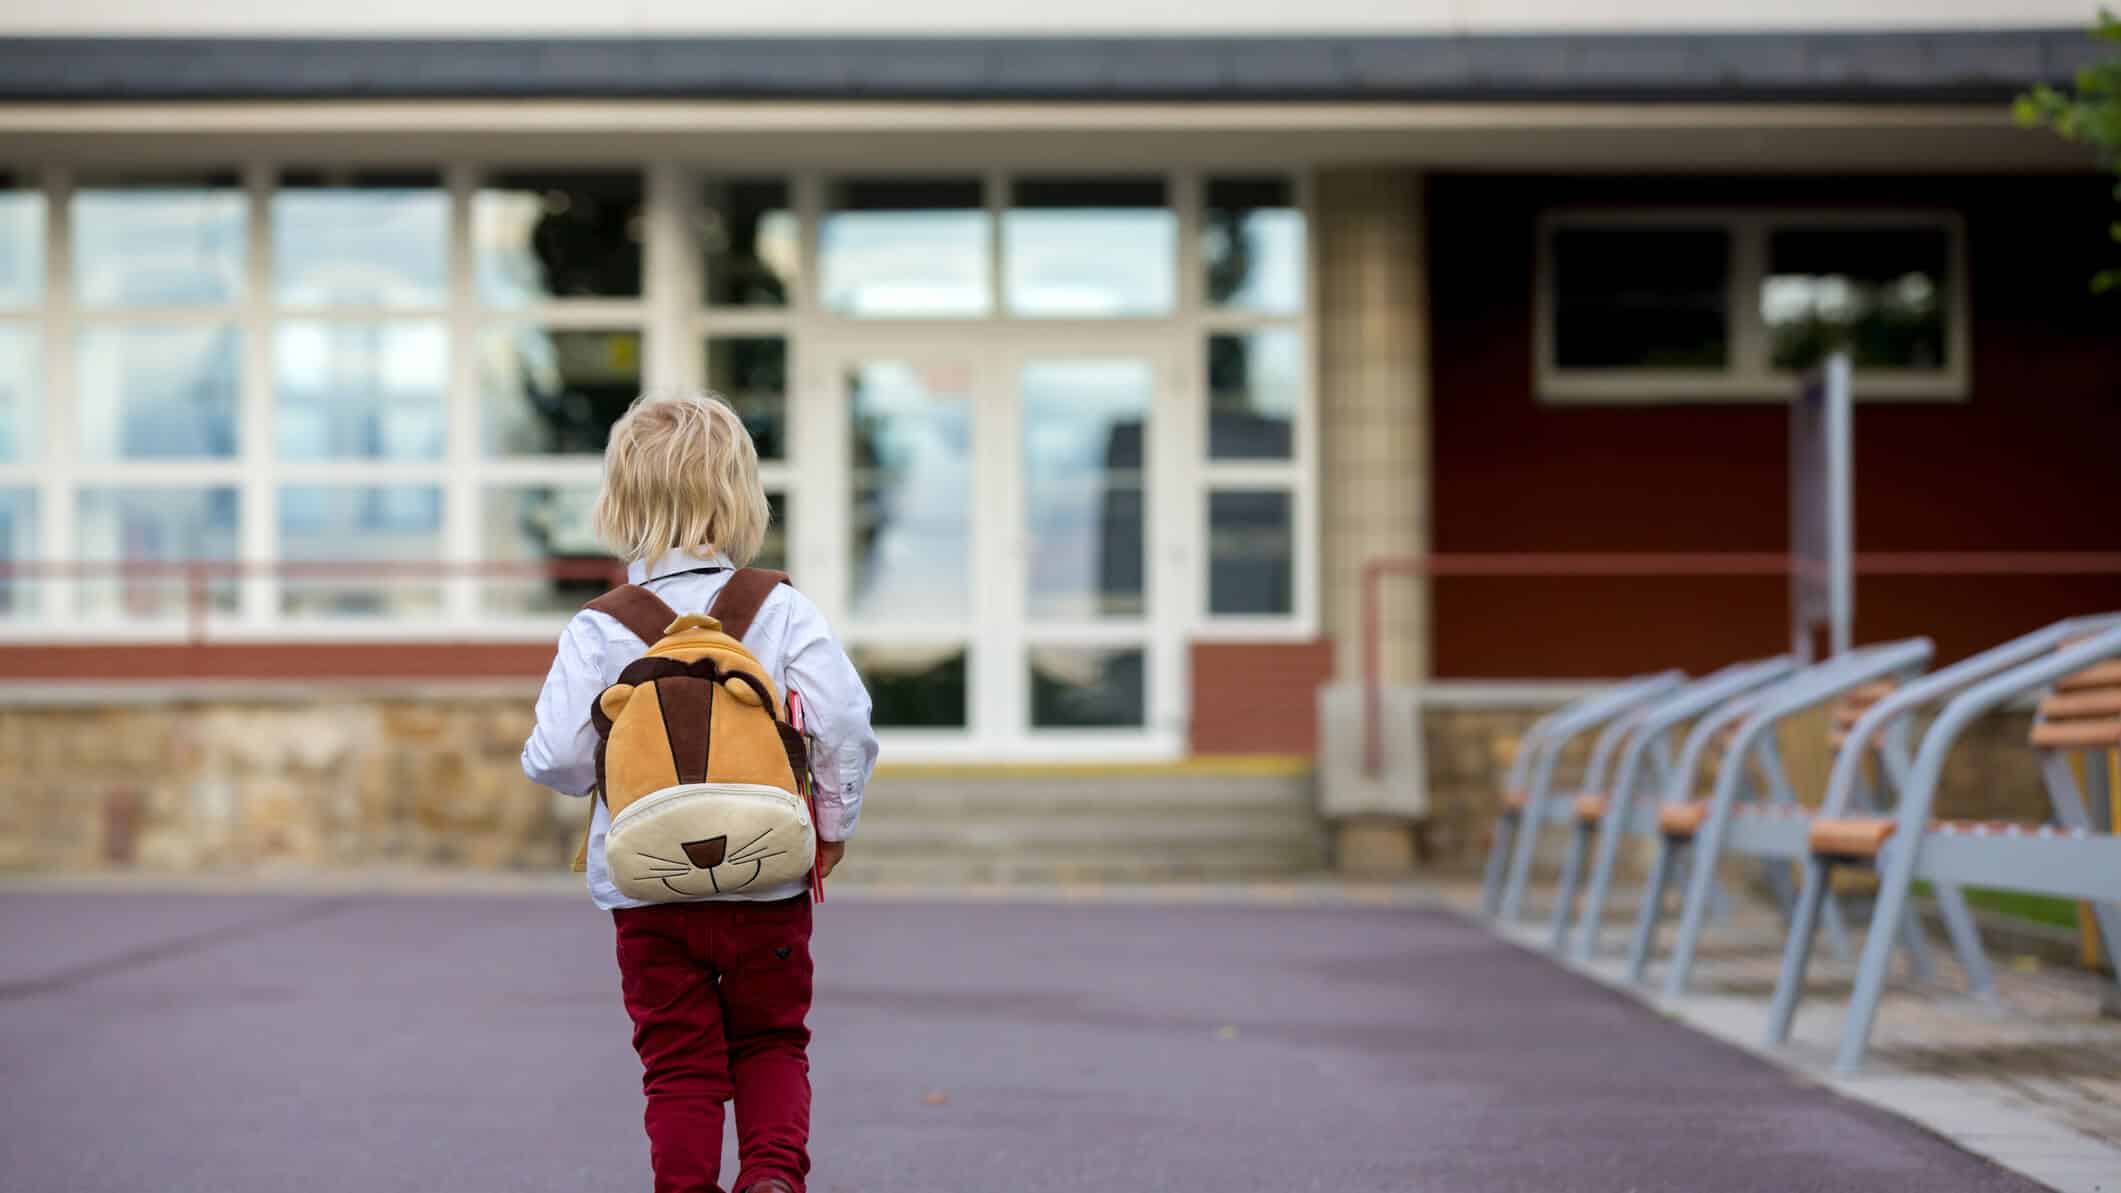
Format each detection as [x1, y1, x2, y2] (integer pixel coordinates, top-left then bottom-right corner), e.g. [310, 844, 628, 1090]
[520, 549, 879, 910]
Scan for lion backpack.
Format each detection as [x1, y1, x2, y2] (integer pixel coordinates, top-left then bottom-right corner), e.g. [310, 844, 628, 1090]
[572, 568, 817, 902]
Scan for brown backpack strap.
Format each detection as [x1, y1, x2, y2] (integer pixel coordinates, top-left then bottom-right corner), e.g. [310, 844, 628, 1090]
[584, 583, 679, 646]
[709, 568, 790, 643]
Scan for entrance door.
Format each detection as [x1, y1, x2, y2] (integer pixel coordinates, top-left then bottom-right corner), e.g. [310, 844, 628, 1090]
[809, 338, 1184, 758]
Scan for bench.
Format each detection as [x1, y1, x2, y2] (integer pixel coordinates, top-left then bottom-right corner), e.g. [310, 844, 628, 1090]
[1554, 656, 1796, 958]
[1481, 671, 1685, 923]
[1624, 639, 1998, 999]
[1761, 615, 2121, 1071]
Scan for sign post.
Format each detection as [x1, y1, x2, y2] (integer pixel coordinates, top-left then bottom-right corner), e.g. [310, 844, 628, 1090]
[1790, 351, 1854, 662]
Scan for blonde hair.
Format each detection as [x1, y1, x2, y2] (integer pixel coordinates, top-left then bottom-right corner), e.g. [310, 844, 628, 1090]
[594, 391, 771, 565]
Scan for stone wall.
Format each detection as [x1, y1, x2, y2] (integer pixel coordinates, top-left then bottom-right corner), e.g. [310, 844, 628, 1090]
[0, 696, 574, 874]
[0, 693, 2070, 878]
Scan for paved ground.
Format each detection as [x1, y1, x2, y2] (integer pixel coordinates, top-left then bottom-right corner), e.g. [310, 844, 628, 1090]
[0, 889, 2061, 1193]
[1461, 878, 2121, 1193]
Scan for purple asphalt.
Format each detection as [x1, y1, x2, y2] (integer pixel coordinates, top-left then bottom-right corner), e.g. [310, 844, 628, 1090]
[0, 892, 2042, 1193]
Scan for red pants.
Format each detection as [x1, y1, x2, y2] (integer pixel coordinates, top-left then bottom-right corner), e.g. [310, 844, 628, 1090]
[614, 897, 814, 1193]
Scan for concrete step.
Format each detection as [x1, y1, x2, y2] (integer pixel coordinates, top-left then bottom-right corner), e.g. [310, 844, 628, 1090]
[835, 766, 1327, 883]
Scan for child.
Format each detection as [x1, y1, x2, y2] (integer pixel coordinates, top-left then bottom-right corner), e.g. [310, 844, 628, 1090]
[522, 391, 878, 1193]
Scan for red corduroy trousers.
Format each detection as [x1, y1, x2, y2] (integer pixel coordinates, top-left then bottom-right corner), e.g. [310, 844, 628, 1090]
[613, 897, 813, 1193]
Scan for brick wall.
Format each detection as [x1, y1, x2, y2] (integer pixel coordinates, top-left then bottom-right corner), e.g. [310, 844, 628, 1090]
[1188, 639, 1334, 754]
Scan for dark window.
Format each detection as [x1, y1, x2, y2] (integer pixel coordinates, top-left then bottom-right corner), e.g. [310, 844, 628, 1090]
[1764, 226, 1950, 371]
[701, 178, 794, 307]
[1208, 490, 1293, 616]
[1552, 226, 1730, 369]
[1203, 177, 1302, 313]
[476, 171, 643, 304]
[1030, 648, 1146, 728]
[853, 646, 968, 728]
[706, 336, 787, 460]
[480, 327, 643, 455]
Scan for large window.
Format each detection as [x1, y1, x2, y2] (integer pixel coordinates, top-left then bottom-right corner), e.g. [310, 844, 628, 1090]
[1536, 210, 1967, 402]
[0, 165, 1315, 694]
[1201, 177, 1306, 620]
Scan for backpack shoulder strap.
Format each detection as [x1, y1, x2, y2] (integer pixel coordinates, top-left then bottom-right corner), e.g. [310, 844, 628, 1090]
[709, 568, 791, 643]
[583, 584, 680, 646]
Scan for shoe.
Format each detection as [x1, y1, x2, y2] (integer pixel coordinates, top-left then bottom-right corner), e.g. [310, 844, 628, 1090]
[739, 1182, 795, 1193]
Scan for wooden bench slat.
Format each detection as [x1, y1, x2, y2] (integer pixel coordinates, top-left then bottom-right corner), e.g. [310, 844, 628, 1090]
[1658, 801, 1709, 838]
[2055, 659, 2121, 691]
[1809, 816, 1896, 858]
[2030, 718, 2121, 748]
[2038, 687, 2121, 718]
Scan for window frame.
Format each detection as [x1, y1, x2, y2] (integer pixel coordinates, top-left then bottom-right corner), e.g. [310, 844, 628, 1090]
[0, 161, 1318, 668]
[1533, 207, 1970, 404]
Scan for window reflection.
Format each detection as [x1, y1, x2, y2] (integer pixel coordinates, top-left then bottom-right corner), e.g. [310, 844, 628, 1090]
[1553, 226, 1730, 369]
[481, 326, 642, 455]
[0, 177, 43, 307]
[850, 645, 968, 728]
[275, 170, 446, 308]
[702, 178, 796, 307]
[1022, 359, 1149, 620]
[78, 325, 240, 459]
[481, 485, 607, 615]
[758, 492, 788, 573]
[706, 336, 787, 459]
[476, 171, 643, 305]
[1030, 647, 1145, 728]
[822, 179, 990, 317]
[279, 485, 443, 616]
[848, 360, 972, 621]
[0, 325, 36, 462]
[1207, 329, 1301, 459]
[1204, 177, 1303, 314]
[1764, 227, 1949, 371]
[1005, 178, 1174, 316]
[0, 488, 35, 617]
[277, 321, 446, 459]
[77, 487, 240, 616]
[74, 174, 246, 307]
[1209, 489, 1293, 615]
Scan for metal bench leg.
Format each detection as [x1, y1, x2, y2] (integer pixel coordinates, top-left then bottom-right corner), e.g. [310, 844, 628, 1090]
[1663, 812, 1734, 1001]
[2056, 752, 2121, 991]
[1762, 857, 1797, 918]
[1821, 887, 1854, 963]
[1896, 894, 1939, 984]
[1931, 882, 1997, 1003]
[1480, 813, 1515, 919]
[1572, 800, 1629, 960]
[1834, 842, 1921, 1073]
[1627, 837, 1679, 984]
[1547, 821, 1591, 951]
[1765, 856, 1834, 1046]
[1498, 793, 1547, 923]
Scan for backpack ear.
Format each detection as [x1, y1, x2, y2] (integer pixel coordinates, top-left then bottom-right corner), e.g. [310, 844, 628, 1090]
[597, 684, 637, 728]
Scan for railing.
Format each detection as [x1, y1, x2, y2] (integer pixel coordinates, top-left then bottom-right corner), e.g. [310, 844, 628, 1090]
[1360, 550, 2121, 775]
[0, 558, 630, 645]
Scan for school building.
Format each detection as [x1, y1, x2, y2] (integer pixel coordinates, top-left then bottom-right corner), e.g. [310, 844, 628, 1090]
[1, 4, 2117, 877]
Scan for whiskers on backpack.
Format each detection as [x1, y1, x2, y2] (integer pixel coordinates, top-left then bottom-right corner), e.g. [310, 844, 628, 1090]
[573, 568, 817, 902]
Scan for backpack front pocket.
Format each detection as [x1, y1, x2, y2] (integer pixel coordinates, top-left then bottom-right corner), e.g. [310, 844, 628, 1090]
[606, 782, 817, 902]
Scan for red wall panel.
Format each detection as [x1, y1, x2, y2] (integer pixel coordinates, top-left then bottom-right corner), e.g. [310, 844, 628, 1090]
[1428, 174, 2121, 676]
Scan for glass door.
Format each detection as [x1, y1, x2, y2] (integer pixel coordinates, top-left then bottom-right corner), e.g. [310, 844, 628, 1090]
[812, 338, 1183, 757]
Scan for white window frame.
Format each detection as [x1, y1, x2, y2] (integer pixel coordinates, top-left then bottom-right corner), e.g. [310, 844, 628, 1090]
[1534, 207, 1970, 404]
[0, 157, 1319, 725]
